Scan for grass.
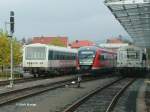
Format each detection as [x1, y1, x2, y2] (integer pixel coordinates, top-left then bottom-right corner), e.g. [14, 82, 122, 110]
[0, 71, 23, 80]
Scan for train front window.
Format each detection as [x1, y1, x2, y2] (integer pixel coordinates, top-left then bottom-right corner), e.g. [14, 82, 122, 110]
[127, 51, 139, 59]
[25, 47, 46, 60]
[78, 51, 95, 60]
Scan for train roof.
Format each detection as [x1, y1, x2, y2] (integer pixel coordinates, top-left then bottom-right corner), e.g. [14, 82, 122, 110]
[78, 46, 98, 51]
[118, 45, 143, 51]
[24, 43, 77, 53]
[78, 46, 116, 53]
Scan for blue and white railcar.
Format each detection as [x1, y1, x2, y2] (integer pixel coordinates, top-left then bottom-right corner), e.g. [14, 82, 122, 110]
[23, 43, 77, 77]
[117, 46, 147, 75]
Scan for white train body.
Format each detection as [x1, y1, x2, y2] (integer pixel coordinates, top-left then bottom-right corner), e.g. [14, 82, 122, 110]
[23, 43, 77, 76]
[117, 46, 147, 74]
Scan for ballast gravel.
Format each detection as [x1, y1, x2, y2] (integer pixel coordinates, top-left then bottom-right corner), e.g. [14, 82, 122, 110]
[0, 76, 119, 112]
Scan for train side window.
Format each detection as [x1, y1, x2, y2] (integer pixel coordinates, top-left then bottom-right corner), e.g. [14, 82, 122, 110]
[70, 53, 72, 60]
[54, 51, 56, 60]
[64, 52, 66, 60]
[66, 53, 68, 60]
[55, 51, 58, 60]
[100, 55, 105, 61]
[54, 51, 57, 60]
[72, 54, 74, 60]
[73, 53, 75, 60]
[57, 52, 59, 60]
[142, 53, 146, 60]
[72, 53, 75, 60]
[59, 52, 61, 60]
[48, 50, 53, 60]
[58, 52, 61, 60]
[58, 52, 60, 60]
[69, 53, 71, 60]
[74, 54, 76, 60]
[67, 53, 69, 60]
[60, 52, 63, 60]
[62, 52, 64, 60]
[68, 53, 70, 60]
[62, 52, 65, 60]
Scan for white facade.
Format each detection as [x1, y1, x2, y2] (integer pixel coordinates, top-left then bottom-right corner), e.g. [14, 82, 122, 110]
[99, 43, 128, 49]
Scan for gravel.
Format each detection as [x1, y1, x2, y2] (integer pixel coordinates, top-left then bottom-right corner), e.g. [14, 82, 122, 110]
[0, 76, 119, 112]
[74, 78, 132, 112]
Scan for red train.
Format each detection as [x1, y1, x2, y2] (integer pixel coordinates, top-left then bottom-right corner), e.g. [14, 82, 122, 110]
[77, 46, 117, 73]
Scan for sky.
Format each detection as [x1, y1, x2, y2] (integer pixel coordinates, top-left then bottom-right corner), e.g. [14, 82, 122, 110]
[0, 0, 130, 42]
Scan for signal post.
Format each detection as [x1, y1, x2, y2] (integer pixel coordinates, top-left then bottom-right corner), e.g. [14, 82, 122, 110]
[9, 11, 15, 88]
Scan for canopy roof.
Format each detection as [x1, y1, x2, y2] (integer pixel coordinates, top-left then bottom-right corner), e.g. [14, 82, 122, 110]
[105, 0, 150, 48]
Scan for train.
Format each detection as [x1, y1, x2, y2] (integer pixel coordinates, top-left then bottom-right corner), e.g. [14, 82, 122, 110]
[116, 46, 147, 75]
[23, 43, 77, 77]
[77, 46, 117, 73]
[23, 44, 148, 77]
[77, 45, 148, 75]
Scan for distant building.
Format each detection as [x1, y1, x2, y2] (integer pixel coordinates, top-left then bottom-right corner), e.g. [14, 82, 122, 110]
[99, 43, 128, 50]
[69, 40, 94, 49]
[32, 36, 68, 47]
[98, 37, 129, 51]
[106, 38, 124, 44]
[97, 37, 127, 51]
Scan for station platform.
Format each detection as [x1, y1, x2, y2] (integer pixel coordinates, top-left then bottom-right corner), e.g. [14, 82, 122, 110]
[139, 77, 150, 112]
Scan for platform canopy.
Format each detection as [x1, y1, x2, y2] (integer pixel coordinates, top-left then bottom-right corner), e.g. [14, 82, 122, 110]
[104, 0, 150, 48]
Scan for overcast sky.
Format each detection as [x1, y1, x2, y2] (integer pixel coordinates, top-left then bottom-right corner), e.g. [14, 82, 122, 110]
[0, 0, 130, 42]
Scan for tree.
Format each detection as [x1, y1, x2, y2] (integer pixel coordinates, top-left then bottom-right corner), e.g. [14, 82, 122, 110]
[0, 30, 10, 70]
[13, 38, 22, 66]
[21, 37, 26, 45]
[0, 30, 22, 71]
[50, 37, 66, 47]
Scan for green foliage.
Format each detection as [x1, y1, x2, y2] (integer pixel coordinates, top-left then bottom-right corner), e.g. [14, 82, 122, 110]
[49, 37, 66, 47]
[0, 30, 22, 67]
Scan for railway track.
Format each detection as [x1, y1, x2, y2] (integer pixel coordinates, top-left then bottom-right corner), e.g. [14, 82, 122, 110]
[0, 78, 75, 106]
[0, 72, 92, 87]
[0, 77, 47, 86]
[63, 77, 136, 112]
[0, 74, 106, 106]
[0, 72, 114, 87]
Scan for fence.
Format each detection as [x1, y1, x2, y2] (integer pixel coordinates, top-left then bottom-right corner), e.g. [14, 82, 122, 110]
[0, 65, 23, 80]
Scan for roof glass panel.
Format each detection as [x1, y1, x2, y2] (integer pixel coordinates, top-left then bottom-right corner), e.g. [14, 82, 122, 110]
[105, 0, 150, 47]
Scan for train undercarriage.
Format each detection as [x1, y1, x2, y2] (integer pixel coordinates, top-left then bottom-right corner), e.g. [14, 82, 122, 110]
[23, 67, 77, 77]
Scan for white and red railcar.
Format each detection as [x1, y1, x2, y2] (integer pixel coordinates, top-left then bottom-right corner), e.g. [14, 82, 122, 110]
[77, 46, 117, 73]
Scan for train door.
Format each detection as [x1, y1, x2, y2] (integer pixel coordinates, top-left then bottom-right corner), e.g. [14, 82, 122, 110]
[142, 53, 147, 68]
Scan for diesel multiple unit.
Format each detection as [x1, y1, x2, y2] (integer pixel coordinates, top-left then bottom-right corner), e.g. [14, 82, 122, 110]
[77, 46, 117, 73]
[116, 46, 147, 74]
[23, 43, 77, 77]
